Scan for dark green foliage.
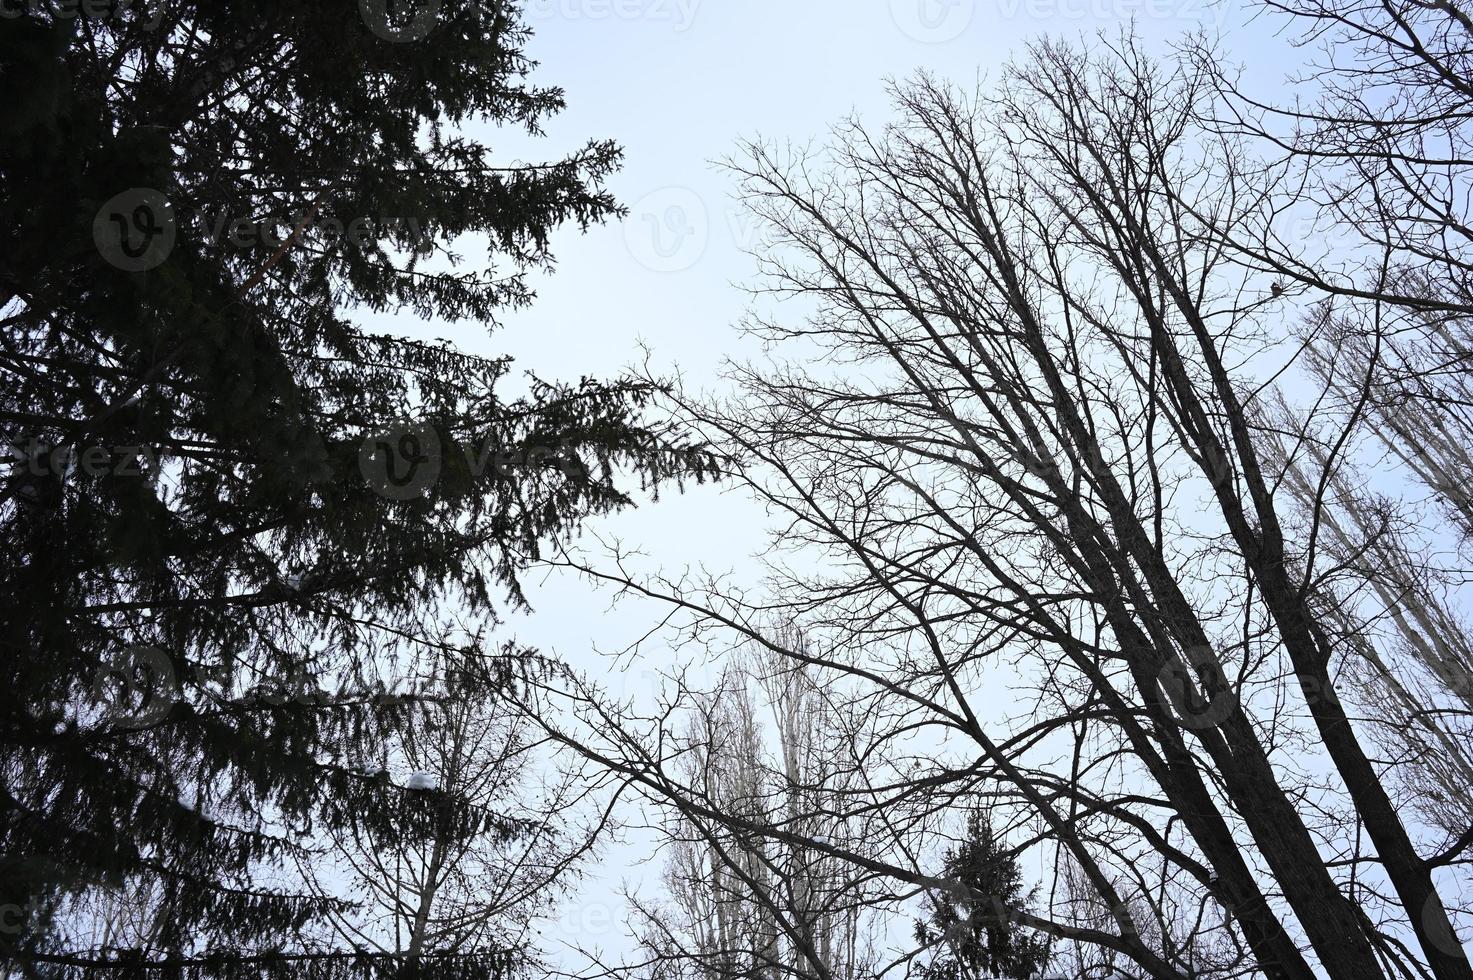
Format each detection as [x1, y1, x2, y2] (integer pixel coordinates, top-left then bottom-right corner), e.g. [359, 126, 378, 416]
[914, 814, 1051, 980]
[15, 947, 519, 980]
[0, 1, 715, 975]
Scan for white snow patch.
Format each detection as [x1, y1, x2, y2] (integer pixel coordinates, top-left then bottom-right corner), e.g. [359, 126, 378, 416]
[405, 771, 438, 791]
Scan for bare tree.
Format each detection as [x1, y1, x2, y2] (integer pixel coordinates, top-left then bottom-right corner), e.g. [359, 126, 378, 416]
[297, 685, 589, 968]
[1262, 391, 1473, 844]
[628, 636, 884, 980]
[516, 31, 1473, 980]
[1206, 0, 1473, 933]
[1198, 0, 1473, 319]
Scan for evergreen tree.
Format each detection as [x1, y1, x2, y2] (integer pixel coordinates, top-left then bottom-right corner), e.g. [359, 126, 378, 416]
[0, 2, 713, 976]
[914, 814, 1051, 980]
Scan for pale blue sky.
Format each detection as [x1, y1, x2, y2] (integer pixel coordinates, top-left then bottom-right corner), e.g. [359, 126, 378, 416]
[375, 0, 1294, 965]
[479, 0, 1287, 714]
[475, 0, 1281, 613]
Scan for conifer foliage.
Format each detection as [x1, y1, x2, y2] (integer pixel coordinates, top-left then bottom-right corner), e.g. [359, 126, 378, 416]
[914, 814, 1051, 980]
[0, 1, 712, 976]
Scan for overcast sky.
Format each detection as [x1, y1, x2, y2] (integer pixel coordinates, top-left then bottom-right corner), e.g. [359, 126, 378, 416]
[456, 0, 1289, 649]
[368, 0, 1296, 966]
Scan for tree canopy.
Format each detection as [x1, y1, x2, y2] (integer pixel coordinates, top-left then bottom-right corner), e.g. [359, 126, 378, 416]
[0, 2, 712, 977]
